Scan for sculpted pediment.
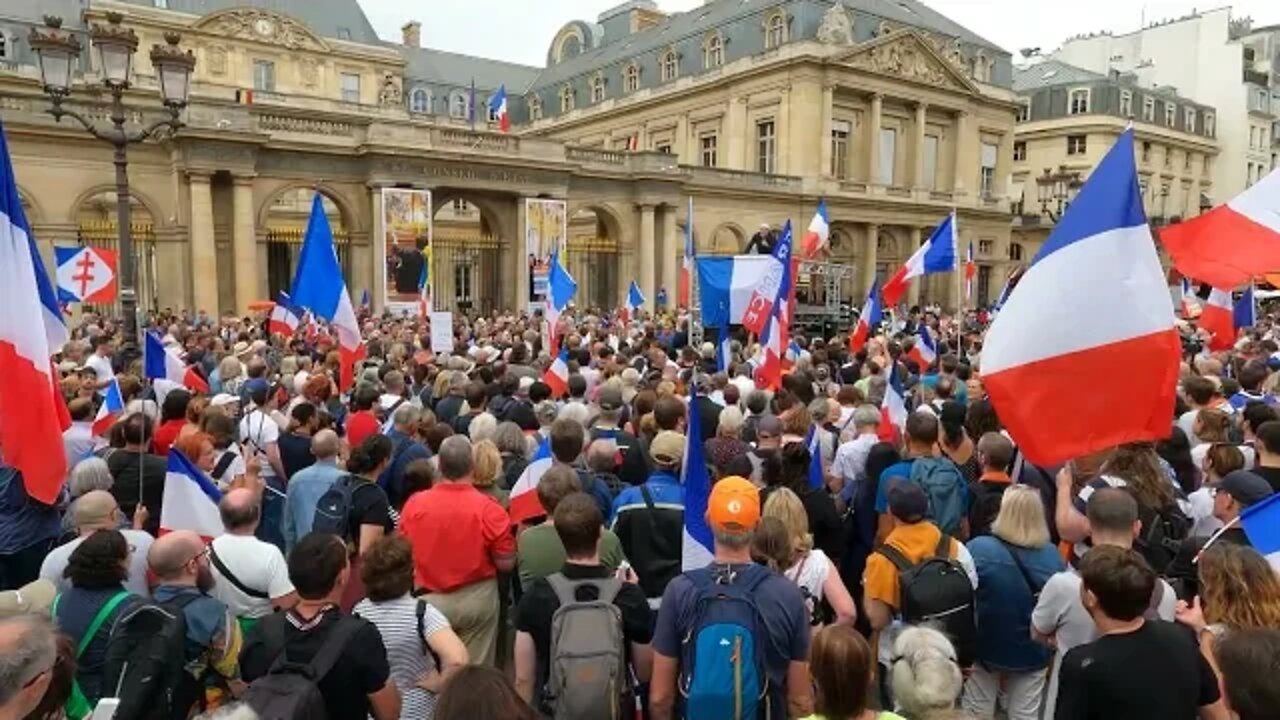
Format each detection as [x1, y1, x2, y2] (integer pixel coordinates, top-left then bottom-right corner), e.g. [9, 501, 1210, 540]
[193, 8, 329, 53]
[835, 29, 977, 94]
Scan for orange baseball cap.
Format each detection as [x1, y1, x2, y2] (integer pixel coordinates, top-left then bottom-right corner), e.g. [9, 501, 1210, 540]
[707, 476, 761, 533]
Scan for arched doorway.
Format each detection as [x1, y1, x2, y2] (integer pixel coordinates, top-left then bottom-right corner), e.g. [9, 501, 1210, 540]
[74, 189, 158, 314]
[432, 195, 504, 315]
[709, 223, 744, 255]
[263, 188, 351, 299]
[564, 205, 621, 310]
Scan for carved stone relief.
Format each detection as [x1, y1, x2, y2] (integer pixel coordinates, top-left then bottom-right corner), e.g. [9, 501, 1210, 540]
[844, 34, 969, 92]
[195, 9, 327, 52]
[816, 2, 854, 46]
[378, 73, 403, 107]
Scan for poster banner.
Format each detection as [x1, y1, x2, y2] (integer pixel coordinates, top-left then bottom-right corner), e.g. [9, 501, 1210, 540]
[429, 312, 454, 353]
[381, 188, 433, 317]
[525, 198, 567, 314]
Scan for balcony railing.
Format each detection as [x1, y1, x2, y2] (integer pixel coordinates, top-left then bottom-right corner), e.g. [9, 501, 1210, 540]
[565, 146, 627, 165]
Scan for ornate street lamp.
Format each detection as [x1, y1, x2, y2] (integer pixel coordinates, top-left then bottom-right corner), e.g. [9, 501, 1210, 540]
[29, 13, 195, 357]
[1035, 164, 1083, 222]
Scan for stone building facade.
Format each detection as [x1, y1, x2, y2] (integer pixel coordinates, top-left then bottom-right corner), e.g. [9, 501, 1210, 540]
[1, 0, 1019, 316]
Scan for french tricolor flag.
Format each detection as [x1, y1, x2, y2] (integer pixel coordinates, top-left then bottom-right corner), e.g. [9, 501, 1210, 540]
[1201, 288, 1236, 351]
[906, 326, 937, 369]
[1161, 169, 1280, 290]
[880, 368, 908, 439]
[543, 346, 570, 397]
[801, 199, 830, 259]
[144, 331, 209, 394]
[160, 449, 224, 539]
[882, 211, 957, 307]
[1234, 285, 1256, 330]
[805, 425, 824, 490]
[545, 252, 577, 347]
[964, 241, 977, 304]
[1180, 278, 1201, 318]
[741, 221, 794, 335]
[982, 129, 1179, 466]
[682, 385, 714, 571]
[0, 120, 70, 504]
[679, 197, 694, 308]
[268, 291, 302, 337]
[488, 85, 510, 133]
[92, 378, 124, 436]
[291, 193, 366, 392]
[509, 438, 552, 524]
[848, 279, 881, 354]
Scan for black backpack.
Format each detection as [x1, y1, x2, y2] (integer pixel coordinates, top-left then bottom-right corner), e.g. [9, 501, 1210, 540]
[101, 594, 201, 720]
[311, 474, 372, 542]
[876, 533, 977, 667]
[1134, 500, 1192, 575]
[241, 614, 361, 720]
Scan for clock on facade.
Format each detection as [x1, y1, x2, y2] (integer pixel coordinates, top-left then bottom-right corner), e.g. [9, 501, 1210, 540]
[253, 17, 275, 37]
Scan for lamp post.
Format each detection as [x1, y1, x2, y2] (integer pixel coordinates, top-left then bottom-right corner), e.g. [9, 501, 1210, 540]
[1035, 164, 1083, 222]
[29, 13, 194, 356]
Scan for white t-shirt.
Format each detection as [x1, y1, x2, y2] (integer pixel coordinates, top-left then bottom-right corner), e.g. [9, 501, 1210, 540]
[785, 548, 832, 607]
[85, 353, 115, 383]
[208, 533, 294, 618]
[239, 409, 280, 478]
[210, 446, 247, 488]
[1031, 567, 1176, 720]
[1187, 487, 1223, 538]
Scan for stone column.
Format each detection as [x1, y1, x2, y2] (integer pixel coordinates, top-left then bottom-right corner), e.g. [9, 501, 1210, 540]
[661, 204, 679, 306]
[907, 226, 923, 307]
[777, 86, 792, 174]
[996, 130, 1014, 200]
[638, 204, 656, 311]
[820, 84, 835, 176]
[860, 222, 879, 297]
[913, 102, 929, 191]
[231, 176, 258, 313]
[188, 171, 218, 315]
[726, 96, 748, 171]
[867, 93, 883, 185]
[949, 230, 967, 312]
[515, 198, 529, 312]
[368, 186, 386, 314]
[675, 113, 690, 164]
[953, 110, 972, 199]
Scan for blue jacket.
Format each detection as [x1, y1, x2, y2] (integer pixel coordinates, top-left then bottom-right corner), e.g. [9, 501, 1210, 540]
[610, 471, 686, 599]
[967, 536, 1064, 672]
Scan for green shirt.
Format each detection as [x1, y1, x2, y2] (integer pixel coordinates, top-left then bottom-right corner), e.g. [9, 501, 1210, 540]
[517, 523, 627, 590]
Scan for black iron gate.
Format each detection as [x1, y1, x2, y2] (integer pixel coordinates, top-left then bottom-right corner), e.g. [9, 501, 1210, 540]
[565, 236, 618, 310]
[265, 227, 352, 299]
[434, 235, 502, 316]
[75, 221, 158, 316]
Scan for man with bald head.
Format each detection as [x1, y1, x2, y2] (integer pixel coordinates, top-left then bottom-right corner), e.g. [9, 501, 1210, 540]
[209, 489, 297, 633]
[39, 490, 153, 595]
[148, 530, 241, 712]
[284, 428, 345, 552]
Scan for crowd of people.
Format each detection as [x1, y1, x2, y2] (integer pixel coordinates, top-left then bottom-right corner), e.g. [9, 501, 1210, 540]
[1, 302, 1279, 720]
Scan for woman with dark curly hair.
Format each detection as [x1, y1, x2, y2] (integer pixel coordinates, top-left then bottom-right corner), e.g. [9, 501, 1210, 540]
[353, 536, 468, 720]
[51, 529, 141, 707]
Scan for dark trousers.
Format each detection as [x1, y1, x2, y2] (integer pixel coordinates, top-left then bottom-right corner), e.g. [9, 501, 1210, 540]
[0, 538, 54, 590]
[254, 477, 286, 552]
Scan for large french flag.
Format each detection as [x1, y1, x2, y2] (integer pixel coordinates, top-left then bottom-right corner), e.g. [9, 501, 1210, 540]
[906, 326, 937, 369]
[740, 221, 794, 335]
[1200, 288, 1236, 351]
[801, 199, 830, 259]
[757, 224, 796, 390]
[545, 252, 577, 345]
[881, 368, 908, 435]
[882, 211, 958, 307]
[488, 85, 510, 133]
[682, 385, 714, 571]
[696, 255, 780, 329]
[509, 438, 552, 524]
[679, 197, 694, 308]
[627, 280, 645, 311]
[848, 280, 882, 354]
[1234, 285, 1256, 330]
[1160, 169, 1280, 289]
[964, 241, 976, 304]
[0, 120, 70, 504]
[92, 379, 125, 436]
[291, 193, 365, 392]
[160, 449, 224, 538]
[144, 331, 209, 394]
[982, 129, 1179, 466]
[268, 291, 302, 337]
[543, 346, 570, 397]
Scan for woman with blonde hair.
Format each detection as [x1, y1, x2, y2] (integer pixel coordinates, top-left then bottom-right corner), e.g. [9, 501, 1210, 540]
[963, 485, 1064, 720]
[471, 439, 509, 509]
[762, 487, 857, 627]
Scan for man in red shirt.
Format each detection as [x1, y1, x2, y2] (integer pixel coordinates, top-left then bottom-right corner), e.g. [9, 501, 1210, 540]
[345, 385, 381, 449]
[399, 434, 515, 667]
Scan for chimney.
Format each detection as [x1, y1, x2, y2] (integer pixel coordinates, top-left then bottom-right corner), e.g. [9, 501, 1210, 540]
[402, 21, 421, 49]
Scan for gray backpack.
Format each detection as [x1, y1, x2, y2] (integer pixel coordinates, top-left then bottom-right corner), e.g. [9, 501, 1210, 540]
[545, 574, 628, 720]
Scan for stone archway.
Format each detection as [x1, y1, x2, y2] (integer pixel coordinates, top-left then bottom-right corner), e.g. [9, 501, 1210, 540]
[430, 191, 511, 315]
[260, 186, 352, 299]
[708, 222, 745, 255]
[73, 187, 160, 313]
[565, 202, 627, 310]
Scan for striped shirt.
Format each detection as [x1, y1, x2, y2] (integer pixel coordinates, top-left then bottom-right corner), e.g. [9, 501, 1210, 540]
[353, 595, 450, 720]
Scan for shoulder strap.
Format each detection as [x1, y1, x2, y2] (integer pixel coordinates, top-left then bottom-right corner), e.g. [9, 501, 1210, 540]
[935, 532, 953, 559]
[305, 616, 363, 680]
[875, 543, 914, 574]
[211, 451, 237, 481]
[209, 543, 270, 600]
[999, 539, 1040, 595]
[638, 484, 656, 511]
[546, 573, 577, 606]
[74, 591, 132, 659]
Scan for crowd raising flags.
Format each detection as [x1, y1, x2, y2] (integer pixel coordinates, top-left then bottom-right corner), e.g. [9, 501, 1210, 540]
[0, 121, 70, 504]
[882, 211, 957, 307]
[268, 291, 302, 337]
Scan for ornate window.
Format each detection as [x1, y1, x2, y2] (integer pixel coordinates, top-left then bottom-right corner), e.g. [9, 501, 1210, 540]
[764, 11, 788, 49]
[449, 91, 468, 119]
[590, 73, 606, 103]
[410, 88, 431, 113]
[623, 63, 641, 93]
[1068, 88, 1090, 115]
[560, 85, 575, 113]
[529, 95, 543, 121]
[660, 49, 678, 82]
[703, 33, 724, 69]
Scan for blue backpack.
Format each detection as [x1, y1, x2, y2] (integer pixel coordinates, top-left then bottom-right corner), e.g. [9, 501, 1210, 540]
[678, 565, 771, 720]
[909, 457, 968, 536]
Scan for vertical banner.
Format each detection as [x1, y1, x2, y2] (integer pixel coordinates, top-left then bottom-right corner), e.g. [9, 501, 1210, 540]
[381, 188, 433, 317]
[525, 198, 567, 315]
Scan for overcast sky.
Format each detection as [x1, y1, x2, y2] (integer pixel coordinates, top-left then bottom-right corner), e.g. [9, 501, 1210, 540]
[359, 0, 1278, 67]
